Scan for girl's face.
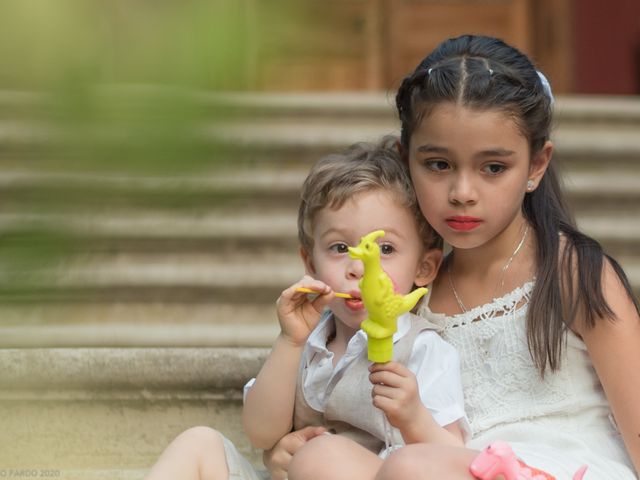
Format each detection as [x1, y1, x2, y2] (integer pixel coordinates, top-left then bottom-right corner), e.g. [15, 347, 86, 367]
[302, 189, 439, 331]
[408, 103, 548, 251]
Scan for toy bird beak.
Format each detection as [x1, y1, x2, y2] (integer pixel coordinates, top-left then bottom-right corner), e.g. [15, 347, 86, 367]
[348, 246, 362, 259]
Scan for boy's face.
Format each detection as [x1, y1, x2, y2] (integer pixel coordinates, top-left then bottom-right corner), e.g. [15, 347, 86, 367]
[302, 188, 441, 331]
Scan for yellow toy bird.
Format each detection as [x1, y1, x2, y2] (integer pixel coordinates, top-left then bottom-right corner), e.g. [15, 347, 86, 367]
[348, 230, 428, 363]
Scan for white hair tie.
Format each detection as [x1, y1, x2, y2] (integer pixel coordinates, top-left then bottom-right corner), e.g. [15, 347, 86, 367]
[537, 71, 554, 105]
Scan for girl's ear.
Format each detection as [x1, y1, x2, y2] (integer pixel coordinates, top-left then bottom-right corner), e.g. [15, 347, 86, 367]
[415, 248, 444, 287]
[300, 247, 316, 275]
[528, 140, 553, 190]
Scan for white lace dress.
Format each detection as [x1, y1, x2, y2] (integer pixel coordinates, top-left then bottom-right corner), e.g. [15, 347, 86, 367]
[418, 282, 637, 479]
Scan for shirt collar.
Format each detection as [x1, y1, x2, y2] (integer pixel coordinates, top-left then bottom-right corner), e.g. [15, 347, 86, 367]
[308, 311, 414, 351]
[306, 310, 335, 354]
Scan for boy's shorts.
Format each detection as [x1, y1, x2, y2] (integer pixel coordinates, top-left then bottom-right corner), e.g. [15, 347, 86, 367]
[221, 435, 270, 480]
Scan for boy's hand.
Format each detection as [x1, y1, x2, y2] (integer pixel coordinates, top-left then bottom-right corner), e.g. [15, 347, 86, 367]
[276, 276, 334, 347]
[369, 361, 423, 431]
[263, 426, 328, 480]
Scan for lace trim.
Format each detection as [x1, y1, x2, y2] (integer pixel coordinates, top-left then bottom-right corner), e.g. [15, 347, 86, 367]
[420, 281, 535, 328]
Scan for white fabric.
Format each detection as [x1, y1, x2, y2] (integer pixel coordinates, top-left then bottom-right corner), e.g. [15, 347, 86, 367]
[220, 434, 269, 480]
[418, 282, 637, 479]
[302, 312, 468, 435]
[244, 311, 470, 445]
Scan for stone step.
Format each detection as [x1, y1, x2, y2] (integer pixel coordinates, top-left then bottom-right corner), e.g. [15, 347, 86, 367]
[563, 170, 640, 209]
[0, 251, 304, 304]
[209, 92, 640, 128]
[0, 208, 299, 256]
[208, 120, 640, 170]
[60, 252, 303, 288]
[0, 167, 304, 216]
[2, 92, 640, 168]
[555, 95, 640, 127]
[3, 118, 639, 173]
[0, 347, 267, 475]
[553, 127, 640, 171]
[3, 90, 640, 126]
[0, 303, 280, 347]
[0, 320, 280, 348]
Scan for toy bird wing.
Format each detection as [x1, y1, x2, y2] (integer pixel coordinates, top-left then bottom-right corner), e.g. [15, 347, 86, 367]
[399, 287, 428, 313]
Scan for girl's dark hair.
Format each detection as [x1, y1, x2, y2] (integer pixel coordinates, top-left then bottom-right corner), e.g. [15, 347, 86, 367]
[396, 34, 639, 375]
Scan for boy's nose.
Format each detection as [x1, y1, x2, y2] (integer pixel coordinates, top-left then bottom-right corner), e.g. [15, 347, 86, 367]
[346, 258, 364, 279]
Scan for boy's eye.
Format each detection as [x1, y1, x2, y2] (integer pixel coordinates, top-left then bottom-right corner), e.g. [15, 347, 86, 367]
[483, 163, 506, 175]
[330, 243, 349, 254]
[380, 244, 395, 255]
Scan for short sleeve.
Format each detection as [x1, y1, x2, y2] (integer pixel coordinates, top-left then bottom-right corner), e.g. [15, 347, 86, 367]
[243, 377, 256, 404]
[407, 330, 471, 441]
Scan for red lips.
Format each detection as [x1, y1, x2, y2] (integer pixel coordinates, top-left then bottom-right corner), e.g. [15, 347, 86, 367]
[345, 292, 364, 311]
[446, 216, 483, 231]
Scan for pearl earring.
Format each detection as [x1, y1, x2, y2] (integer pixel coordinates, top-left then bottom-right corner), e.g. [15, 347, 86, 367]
[527, 179, 535, 191]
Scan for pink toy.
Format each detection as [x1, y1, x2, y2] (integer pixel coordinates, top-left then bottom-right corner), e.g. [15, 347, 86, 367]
[469, 442, 588, 480]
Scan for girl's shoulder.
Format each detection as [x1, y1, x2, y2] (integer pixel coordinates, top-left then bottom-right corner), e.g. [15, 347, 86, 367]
[574, 257, 640, 336]
[559, 228, 639, 331]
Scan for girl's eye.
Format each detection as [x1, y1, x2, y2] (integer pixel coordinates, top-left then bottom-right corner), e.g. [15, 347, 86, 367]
[483, 163, 506, 175]
[424, 159, 450, 172]
[380, 244, 395, 255]
[329, 243, 349, 254]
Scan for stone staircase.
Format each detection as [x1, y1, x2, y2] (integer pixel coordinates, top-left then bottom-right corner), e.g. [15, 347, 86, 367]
[1, 92, 639, 478]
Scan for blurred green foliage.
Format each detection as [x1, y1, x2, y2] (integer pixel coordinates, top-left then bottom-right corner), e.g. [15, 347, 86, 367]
[0, 0, 261, 299]
[0, 0, 249, 90]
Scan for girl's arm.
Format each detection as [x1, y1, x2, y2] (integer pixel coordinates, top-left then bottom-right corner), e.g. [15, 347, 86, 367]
[243, 278, 333, 450]
[577, 260, 640, 474]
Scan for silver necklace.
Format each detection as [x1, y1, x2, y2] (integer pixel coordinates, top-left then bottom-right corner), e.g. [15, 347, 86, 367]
[447, 225, 529, 313]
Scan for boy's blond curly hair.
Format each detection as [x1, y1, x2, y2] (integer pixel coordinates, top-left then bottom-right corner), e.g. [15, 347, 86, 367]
[297, 136, 442, 254]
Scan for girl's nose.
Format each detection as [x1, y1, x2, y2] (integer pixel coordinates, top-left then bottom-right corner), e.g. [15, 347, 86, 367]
[346, 258, 364, 279]
[448, 173, 478, 205]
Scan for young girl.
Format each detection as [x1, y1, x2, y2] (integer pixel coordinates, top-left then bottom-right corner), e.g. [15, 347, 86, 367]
[269, 35, 640, 479]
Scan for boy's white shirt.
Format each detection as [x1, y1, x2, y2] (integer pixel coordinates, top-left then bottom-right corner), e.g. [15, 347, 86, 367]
[244, 312, 470, 441]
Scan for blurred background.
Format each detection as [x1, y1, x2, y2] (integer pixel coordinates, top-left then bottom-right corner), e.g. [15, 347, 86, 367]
[0, 0, 638, 478]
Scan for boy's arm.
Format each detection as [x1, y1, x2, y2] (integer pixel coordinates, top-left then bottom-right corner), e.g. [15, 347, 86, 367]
[243, 334, 305, 450]
[242, 278, 333, 450]
[397, 400, 465, 446]
[369, 361, 465, 446]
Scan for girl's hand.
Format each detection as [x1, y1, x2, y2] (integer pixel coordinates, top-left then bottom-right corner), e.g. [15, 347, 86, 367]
[276, 276, 334, 347]
[262, 426, 328, 480]
[369, 361, 423, 431]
